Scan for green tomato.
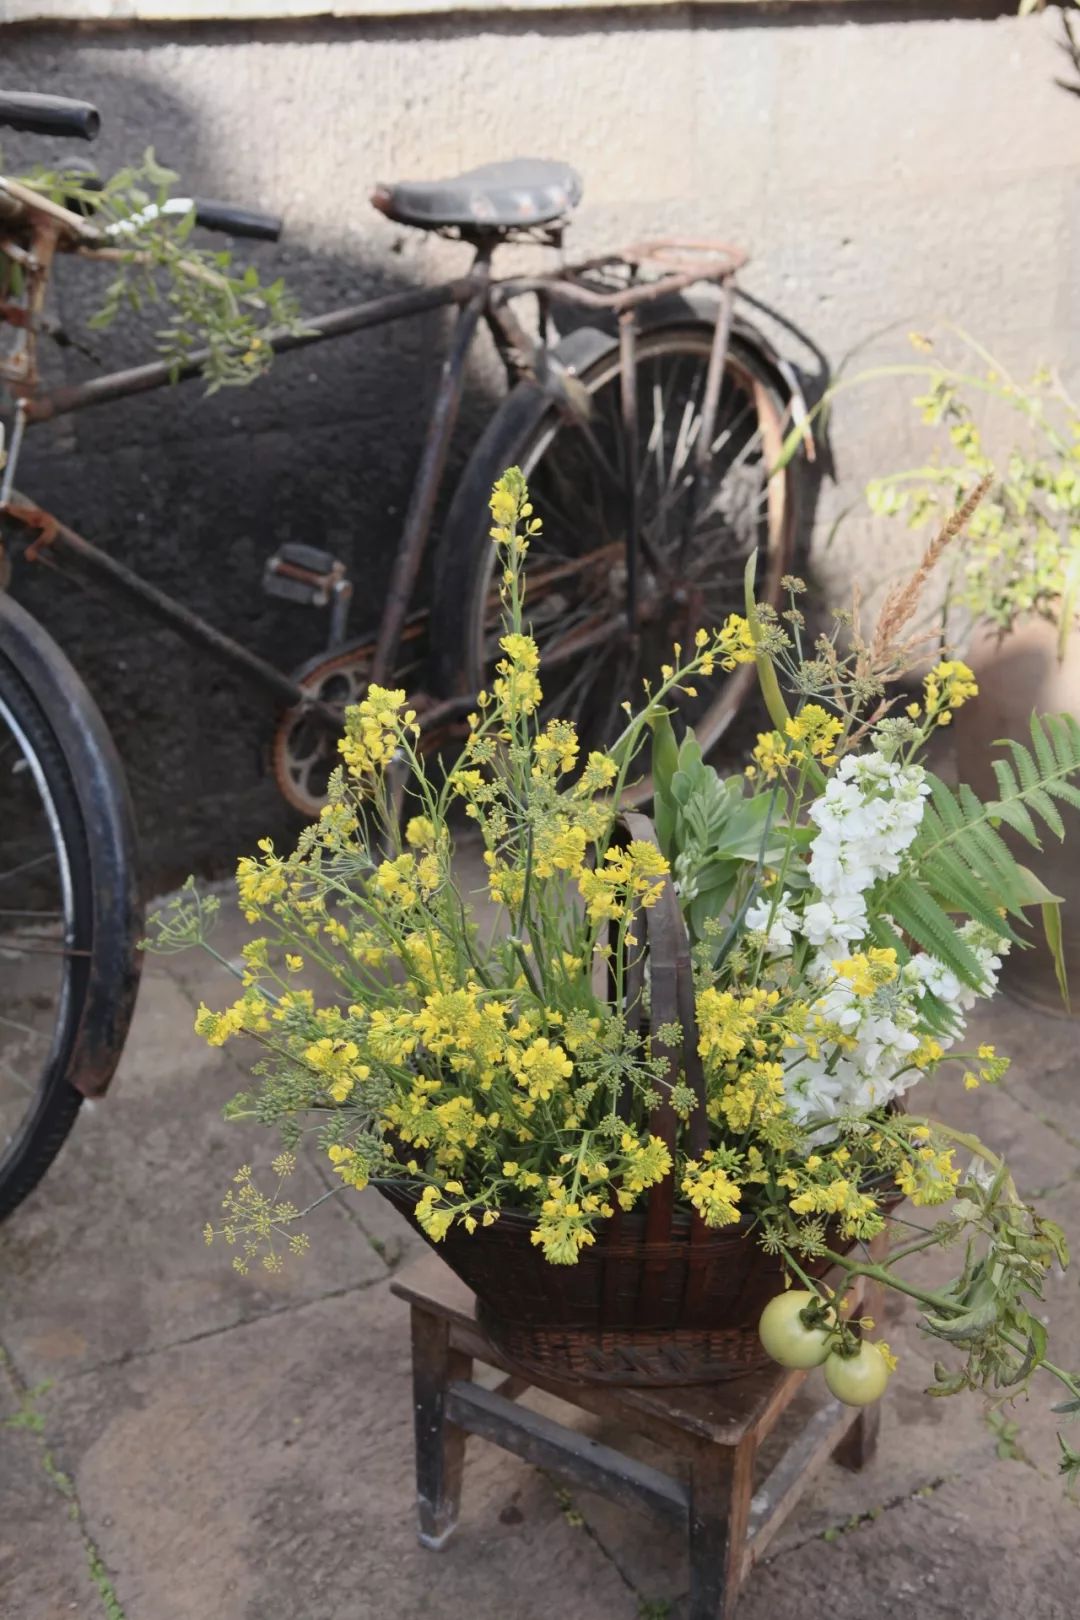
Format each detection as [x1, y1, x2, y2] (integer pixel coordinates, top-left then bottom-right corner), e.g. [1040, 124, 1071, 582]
[758, 1290, 834, 1369]
[824, 1341, 891, 1407]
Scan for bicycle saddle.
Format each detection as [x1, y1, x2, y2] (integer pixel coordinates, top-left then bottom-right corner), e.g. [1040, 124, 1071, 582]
[371, 158, 582, 232]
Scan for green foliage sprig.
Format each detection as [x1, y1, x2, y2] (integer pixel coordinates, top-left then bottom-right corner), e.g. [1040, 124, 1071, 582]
[4, 147, 304, 390]
[862, 330, 1080, 651]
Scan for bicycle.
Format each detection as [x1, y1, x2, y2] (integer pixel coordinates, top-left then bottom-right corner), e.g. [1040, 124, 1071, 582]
[0, 88, 811, 1220]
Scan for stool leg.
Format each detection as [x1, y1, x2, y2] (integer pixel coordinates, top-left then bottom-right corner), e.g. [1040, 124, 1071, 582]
[687, 1436, 755, 1620]
[834, 1399, 881, 1472]
[410, 1304, 472, 1550]
[835, 1230, 887, 1473]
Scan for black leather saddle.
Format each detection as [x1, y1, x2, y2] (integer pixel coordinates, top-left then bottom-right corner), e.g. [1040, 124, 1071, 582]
[371, 158, 583, 233]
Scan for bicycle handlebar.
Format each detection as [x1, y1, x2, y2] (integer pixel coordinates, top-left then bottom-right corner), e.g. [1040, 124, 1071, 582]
[0, 91, 100, 141]
[191, 199, 282, 242]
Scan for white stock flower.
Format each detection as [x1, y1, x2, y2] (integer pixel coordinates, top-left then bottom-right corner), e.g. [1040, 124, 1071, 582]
[745, 892, 799, 956]
[801, 893, 868, 959]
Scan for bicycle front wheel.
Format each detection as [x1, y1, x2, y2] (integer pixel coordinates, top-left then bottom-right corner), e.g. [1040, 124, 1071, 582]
[433, 310, 796, 796]
[0, 593, 141, 1220]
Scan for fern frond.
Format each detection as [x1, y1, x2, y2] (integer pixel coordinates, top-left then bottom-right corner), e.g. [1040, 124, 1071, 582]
[889, 877, 988, 988]
[877, 716, 1080, 969]
[921, 850, 1020, 940]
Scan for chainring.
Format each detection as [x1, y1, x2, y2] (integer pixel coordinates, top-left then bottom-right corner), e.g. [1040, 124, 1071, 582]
[272, 640, 375, 819]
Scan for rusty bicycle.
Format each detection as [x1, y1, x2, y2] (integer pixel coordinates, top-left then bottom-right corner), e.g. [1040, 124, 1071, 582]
[0, 89, 810, 1217]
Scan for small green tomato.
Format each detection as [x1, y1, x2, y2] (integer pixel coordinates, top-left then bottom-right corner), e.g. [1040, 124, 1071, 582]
[824, 1340, 892, 1407]
[758, 1289, 835, 1369]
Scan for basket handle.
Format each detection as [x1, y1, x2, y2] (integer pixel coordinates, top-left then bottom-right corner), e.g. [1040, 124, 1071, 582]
[616, 812, 706, 1246]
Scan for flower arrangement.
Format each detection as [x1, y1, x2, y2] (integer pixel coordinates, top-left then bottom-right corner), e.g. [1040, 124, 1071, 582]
[150, 468, 1080, 1471]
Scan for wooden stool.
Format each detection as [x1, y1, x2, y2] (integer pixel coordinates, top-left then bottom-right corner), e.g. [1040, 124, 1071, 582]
[391, 1255, 881, 1619]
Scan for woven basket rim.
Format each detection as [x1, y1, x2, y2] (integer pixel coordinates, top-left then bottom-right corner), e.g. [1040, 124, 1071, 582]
[375, 1172, 904, 1246]
[375, 1175, 761, 1238]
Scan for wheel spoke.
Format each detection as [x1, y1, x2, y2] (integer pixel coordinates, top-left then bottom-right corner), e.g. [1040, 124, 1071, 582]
[0, 849, 55, 888]
[466, 328, 789, 772]
[0, 1009, 49, 1043]
[0, 1057, 33, 1096]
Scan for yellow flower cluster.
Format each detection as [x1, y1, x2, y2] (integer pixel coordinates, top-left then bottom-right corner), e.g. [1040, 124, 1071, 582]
[833, 948, 899, 997]
[494, 631, 543, 720]
[782, 1148, 883, 1240]
[715, 612, 757, 669]
[750, 704, 843, 781]
[194, 986, 271, 1045]
[895, 1128, 961, 1205]
[577, 839, 669, 924]
[340, 685, 416, 783]
[682, 1153, 743, 1227]
[532, 1179, 600, 1264]
[304, 1036, 371, 1103]
[920, 659, 978, 728]
[785, 703, 843, 764]
[327, 1143, 370, 1190]
[962, 1042, 1010, 1091]
[750, 730, 792, 781]
[508, 1036, 574, 1101]
[718, 1061, 786, 1132]
[696, 986, 782, 1064]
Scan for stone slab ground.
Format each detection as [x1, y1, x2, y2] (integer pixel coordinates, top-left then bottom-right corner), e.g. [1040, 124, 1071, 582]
[3, 868, 1080, 1619]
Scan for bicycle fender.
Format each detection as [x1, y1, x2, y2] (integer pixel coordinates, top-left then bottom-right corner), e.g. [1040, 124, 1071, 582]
[0, 590, 142, 1097]
[601, 289, 814, 463]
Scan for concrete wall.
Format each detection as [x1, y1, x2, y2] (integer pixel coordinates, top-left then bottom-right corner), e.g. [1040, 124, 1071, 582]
[1, 5, 1077, 887]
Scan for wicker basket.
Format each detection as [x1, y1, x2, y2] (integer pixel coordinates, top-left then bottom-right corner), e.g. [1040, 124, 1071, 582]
[378, 812, 888, 1386]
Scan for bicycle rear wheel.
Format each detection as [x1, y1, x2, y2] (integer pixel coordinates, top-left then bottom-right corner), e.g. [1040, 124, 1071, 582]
[433, 308, 796, 796]
[0, 594, 141, 1220]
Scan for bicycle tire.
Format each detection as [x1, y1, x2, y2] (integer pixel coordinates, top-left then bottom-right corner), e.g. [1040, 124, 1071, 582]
[0, 594, 142, 1220]
[432, 301, 797, 798]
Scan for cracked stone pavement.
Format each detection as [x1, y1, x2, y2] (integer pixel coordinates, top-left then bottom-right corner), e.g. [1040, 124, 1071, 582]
[3, 845, 1080, 1619]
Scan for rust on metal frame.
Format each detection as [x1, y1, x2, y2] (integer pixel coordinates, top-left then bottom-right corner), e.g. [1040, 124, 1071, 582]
[1, 494, 59, 560]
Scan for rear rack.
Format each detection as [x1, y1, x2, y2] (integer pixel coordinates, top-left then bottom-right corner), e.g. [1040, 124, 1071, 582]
[494, 235, 747, 317]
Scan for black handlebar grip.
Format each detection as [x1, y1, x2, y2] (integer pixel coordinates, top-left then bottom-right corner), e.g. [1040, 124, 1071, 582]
[193, 198, 283, 242]
[0, 91, 101, 141]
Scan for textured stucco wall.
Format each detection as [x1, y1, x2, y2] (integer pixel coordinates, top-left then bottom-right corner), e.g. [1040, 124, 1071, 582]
[1, 6, 1077, 886]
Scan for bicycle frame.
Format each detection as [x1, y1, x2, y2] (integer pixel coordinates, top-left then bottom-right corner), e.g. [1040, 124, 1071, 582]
[0, 175, 793, 741]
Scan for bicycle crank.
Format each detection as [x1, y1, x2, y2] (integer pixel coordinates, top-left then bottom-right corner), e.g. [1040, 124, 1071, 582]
[271, 640, 375, 819]
[272, 615, 429, 819]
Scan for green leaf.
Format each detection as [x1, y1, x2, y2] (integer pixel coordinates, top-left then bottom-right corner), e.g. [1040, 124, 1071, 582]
[648, 710, 680, 858]
[1041, 900, 1070, 1012]
[1011, 864, 1063, 907]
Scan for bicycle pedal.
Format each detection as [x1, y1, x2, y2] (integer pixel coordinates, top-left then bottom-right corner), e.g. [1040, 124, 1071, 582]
[263, 543, 349, 608]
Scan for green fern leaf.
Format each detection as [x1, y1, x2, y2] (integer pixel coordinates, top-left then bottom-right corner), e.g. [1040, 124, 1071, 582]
[992, 797, 1042, 848]
[922, 851, 1019, 939]
[1031, 715, 1056, 779]
[1003, 740, 1040, 792]
[1028, 787, 1066, 840]
[959, 816, 1022, 890]
[889, 879, 988, 988]
[1048, 780, 1080, 813]
[1045, 713, 1077, 770]
[992, 758, 1020, 801]
[928, 774, 964, 832]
